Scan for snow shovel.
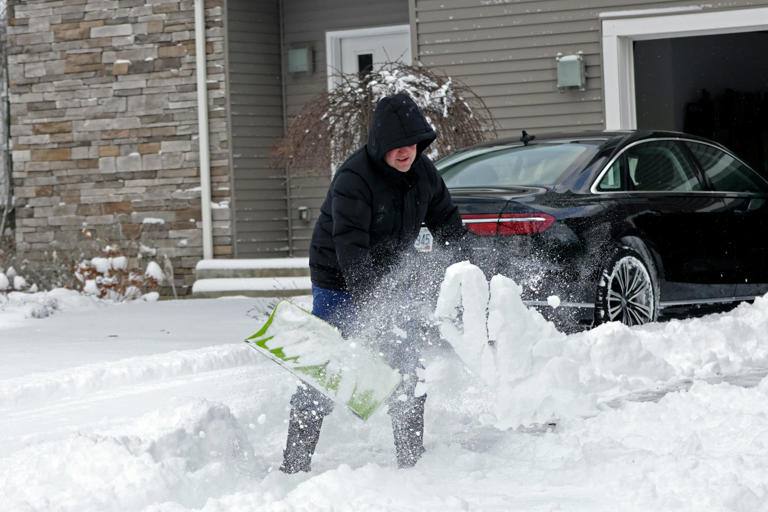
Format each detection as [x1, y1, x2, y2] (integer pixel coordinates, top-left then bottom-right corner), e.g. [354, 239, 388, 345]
[245, 300, 402, 421]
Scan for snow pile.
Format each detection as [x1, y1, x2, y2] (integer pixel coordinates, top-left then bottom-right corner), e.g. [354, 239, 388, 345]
[0, 288, 104, 329]
[4, 283, 768, 510]
[0, 344, 260, 409]
[1, 400, 259, 512]
[551, 379, 768, 510]
[434, 261, 768, 428]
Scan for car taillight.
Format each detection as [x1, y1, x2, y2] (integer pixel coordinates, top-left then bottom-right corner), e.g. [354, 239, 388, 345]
[462, 213, 555, 235]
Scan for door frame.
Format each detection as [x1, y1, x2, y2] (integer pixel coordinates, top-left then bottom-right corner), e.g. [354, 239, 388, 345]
[325, 24, 411, 90]
[601, 6, 768, 130]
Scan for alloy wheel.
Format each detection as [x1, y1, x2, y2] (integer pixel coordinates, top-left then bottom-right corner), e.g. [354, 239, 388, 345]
[605, 255, 655, 326]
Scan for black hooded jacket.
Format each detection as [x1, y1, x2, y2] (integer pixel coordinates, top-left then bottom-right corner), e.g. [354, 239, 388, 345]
[309, 93, 465, 300]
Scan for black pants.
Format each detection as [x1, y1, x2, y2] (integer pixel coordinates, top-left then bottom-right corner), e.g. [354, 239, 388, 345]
[283, 288, 427, 469]
[288, 344, 426, 468]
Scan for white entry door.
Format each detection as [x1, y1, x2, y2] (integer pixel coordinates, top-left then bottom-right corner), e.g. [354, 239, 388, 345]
[326, 25, 411, 89]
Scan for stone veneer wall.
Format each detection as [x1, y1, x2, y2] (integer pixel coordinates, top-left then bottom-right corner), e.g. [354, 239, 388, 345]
[6, 0, 232, 294]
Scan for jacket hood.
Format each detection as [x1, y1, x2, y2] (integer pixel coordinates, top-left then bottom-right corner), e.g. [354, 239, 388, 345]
[365, 93, 436, 167]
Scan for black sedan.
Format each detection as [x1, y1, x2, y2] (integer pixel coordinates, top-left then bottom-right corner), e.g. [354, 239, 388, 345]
[435, 130, 768, 331]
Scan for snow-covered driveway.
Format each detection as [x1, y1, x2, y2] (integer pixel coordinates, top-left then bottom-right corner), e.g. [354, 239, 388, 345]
[2, 287, 768, 511]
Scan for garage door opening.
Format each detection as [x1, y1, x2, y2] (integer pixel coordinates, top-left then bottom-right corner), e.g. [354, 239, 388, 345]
[634, 31, 768, 174]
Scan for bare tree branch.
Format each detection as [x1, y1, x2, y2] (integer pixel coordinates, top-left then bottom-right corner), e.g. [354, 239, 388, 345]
[272, 62, 496, 174]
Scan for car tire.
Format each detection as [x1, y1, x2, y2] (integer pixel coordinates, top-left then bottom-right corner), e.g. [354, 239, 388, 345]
[594, 245, 659, 327]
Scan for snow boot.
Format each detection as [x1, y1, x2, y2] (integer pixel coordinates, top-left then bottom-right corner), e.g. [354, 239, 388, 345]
[279, 407, 324, 474]
[389, 394, 426, 468]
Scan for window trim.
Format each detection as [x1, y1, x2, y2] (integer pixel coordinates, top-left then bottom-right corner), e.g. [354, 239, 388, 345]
[594, 153, 626, 192]
[601, 7, 768, 130]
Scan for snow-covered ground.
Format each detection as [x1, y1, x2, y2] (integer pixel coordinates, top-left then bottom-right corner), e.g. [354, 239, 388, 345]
[3, 264, 768, 512]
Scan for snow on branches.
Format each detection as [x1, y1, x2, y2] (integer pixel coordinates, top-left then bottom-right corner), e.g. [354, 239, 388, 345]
[272, 62, 496, 172]
[74, 245, 163, 301]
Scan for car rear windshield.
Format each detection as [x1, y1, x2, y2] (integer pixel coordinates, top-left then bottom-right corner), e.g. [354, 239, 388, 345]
[437, 143, 600, 187]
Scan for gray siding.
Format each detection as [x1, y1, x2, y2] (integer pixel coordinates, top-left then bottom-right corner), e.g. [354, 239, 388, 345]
[413, 0, 768, 138]
[227, 0, 288, 257]
[283, 0, 410, 115]
[281, 0, 409, 256]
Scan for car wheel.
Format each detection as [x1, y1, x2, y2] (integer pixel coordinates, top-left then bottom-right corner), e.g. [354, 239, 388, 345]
[594, 246, 659, 327]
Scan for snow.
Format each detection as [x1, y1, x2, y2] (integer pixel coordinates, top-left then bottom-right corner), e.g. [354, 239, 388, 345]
[598, 5, 704, 18]
[89, 255, 128, 274]
[91, 257, 112, 274]
[3, 266, 768, 511]
[192, 277, 312, 294]
[112, 256, 128, 271]
[84, 279, 99, 295]
[12, 275, 27, 290]
[435, 263, 768, 429]
[547, 294, 561, 308]
[145, 261, 165, 283]
[196, 258, 309, 271]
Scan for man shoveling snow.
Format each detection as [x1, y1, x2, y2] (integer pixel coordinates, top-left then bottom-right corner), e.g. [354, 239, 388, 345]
[277, 93, 467, 473]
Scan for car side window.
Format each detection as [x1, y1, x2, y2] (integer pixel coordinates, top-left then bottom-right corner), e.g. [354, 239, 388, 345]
[596, 158, 623, 191]
[685, 141, 768, 194]
[625, 140, 704, 192]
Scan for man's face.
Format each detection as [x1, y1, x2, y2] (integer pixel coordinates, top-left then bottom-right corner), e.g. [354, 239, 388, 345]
[384, 144, 418, 172]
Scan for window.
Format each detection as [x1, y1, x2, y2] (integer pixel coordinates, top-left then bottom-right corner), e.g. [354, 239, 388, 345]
[357, 53, 373, 75]
[438, 143, 599, 187]
[624, 141, 703, 192]
[596, 158, 623, 191]
[686, 142, 768, 194]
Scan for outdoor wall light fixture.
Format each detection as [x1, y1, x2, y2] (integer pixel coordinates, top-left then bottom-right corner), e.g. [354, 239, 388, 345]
[556, 52, 586, 91]
[297, 206, 311, 222]
[288, 46, 313, 73]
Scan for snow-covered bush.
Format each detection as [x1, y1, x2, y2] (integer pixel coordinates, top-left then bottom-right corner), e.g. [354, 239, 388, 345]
[1, 234, 166, 301]
[0, 264, 33, 293]
[272, 61, 496, 172]
[12, 274, 27, 291]
[74, 245, 162, 301]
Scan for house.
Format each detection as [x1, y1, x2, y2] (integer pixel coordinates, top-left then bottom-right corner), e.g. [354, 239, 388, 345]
[6, 0, 768, 294]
